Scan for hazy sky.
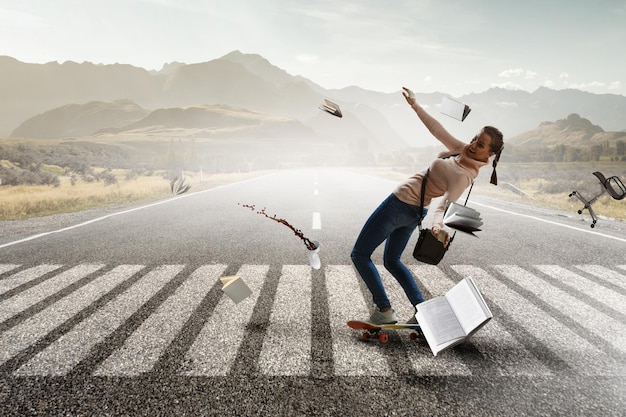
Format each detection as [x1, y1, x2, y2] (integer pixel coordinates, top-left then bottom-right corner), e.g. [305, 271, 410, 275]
[1, 0, 624, 97]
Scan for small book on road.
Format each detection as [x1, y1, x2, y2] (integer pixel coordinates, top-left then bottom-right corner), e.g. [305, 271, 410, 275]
[415, 276, 492, 356]
[220, 275, 252, 304]
[443, 202, 482, 236]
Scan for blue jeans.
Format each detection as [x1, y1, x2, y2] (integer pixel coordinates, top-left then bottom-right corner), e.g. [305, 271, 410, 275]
[350, 194, 427, 309]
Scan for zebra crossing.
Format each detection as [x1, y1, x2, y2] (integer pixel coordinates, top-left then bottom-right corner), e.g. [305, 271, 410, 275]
[0, 262, 625, 378]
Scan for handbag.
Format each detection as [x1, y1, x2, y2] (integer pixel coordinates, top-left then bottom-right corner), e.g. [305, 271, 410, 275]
[412, 167, 474, 265]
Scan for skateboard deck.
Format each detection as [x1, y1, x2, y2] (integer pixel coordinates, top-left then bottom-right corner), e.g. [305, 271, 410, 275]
[347, 320, 422, 343]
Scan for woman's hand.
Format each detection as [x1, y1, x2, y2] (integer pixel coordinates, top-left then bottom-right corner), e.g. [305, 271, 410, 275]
[402, 86, 416, 105]
[431, 226, 450, 248]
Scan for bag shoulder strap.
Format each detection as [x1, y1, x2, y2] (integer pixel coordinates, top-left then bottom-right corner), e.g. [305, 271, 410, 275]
[418, 168, 429, 229]
[417, 161, 475, 230]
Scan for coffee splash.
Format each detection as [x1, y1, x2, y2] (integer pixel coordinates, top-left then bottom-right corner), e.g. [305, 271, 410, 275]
[239, 203, 318, 251]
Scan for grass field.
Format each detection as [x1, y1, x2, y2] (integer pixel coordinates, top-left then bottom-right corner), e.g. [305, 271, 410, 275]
[0, 170, 272, 221]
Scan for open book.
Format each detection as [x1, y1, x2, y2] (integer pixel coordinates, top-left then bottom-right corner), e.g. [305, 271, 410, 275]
[441, 96, 471, 122]
[443, 202, 482, 235]
[415, 276, 492, 356]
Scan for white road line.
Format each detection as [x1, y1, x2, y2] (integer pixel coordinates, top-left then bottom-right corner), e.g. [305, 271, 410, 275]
[495, 265, 626, 354]
[0, 264, 21, 275]
[312, 212, 322, 230]
[453, 265, 622, 376]
[326, 265, 390, 376]
[258, 265, 311, 376]
[94, 264, 227, 376]
[15, 265, 183, 376]
[536, 265, 626, 316]
[0, 264, 63, 296]
[0, 264, 104, 323]
[573, 265, 626, 290]
[0, 174, 276, 250]
[471, 201, 626, 243]
[184, 264, 267, 376]
[0, 265, 143, 367]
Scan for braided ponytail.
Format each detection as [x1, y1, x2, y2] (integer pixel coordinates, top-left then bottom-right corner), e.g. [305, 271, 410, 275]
[490, 147, 503, 185]
[482, 126, 504, 186]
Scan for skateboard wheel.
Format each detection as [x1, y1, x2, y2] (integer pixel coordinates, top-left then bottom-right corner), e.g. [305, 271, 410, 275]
[361, 332, 370, 341]
[409, 332, 418, 341]
[378, 333, 389, 344]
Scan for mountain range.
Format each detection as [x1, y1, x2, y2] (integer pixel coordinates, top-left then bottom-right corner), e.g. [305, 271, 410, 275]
[2, 50, 626, 151]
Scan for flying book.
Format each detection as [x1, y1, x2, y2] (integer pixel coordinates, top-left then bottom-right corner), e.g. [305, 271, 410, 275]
[415, 276, 492, 356]
[319, 99, 342, 118]
[220, 275, 252, 304]
[441, 96, 471, 122]
[443, 202, 482, 235]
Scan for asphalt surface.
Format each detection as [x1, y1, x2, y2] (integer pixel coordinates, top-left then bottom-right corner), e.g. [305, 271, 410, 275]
[0, 167, 625, 416]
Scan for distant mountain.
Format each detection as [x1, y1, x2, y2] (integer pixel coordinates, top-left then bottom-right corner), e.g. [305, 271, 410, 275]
[12, 100, 148, 139]
[507, 113, 626, 148]
[96, 104, 319, 141]
[2, 51, 626, 150]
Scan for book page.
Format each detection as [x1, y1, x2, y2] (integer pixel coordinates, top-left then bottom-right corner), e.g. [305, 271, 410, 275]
[416, 297, 465, 346]
[445, 277, 492, 335]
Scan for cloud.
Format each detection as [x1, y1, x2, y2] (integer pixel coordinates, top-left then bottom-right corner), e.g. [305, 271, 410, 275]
[496, 101, 518, 108]
[499, 68, 524, 78]
[569, 81, 606, 89]
[559, 73, 569, 80]
[491, 81, 523, 90]
[295, 54, 319, 63]
[609, 81, 622, 90]
[499, 68, 536, 79]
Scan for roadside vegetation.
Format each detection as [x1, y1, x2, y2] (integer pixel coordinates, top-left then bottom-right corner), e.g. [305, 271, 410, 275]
[1, 138, 624, 221]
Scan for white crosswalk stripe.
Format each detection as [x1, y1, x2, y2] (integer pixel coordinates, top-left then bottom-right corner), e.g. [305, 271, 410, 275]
[573, 265, 626, 290]
[453, 265, 625, 376]
[0, 264, 22, 277]
[0, 263, 624, 378]
[183, 264, 267, 376]
[0, 264, 62, 296]
[258, 265, 312, 376]
[410, 265, 552, 377]
[0, 264, 104, 322]
[535, 265, 626, 316]
[94, 264, 227, 376]
[14, 265, 183, 376]
[327, 264, 390, 377]
[0, 265, 143, 367]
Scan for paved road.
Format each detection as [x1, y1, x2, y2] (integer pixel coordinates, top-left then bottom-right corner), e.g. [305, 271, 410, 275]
[0, 168, 625, 416]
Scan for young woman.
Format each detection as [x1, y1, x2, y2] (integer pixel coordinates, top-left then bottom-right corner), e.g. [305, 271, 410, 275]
[350, 87, 504, 324]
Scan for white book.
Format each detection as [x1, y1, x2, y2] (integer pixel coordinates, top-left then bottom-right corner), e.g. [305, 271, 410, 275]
[220, 275, 252, 304]
[444, 202, 482, 234]
[441, 96, 471, 122]
[415, 276, 492, 356]
[319, 99, 343, 118]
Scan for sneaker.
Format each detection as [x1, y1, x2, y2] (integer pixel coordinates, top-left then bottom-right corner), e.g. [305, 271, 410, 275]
[367, 307, 398, 325]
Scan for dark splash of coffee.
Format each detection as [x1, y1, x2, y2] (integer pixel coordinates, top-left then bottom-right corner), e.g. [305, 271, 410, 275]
[239, 203, 318, 250]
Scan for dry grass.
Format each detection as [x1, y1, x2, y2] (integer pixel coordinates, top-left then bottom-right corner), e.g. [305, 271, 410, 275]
[0, 170, 273, 221]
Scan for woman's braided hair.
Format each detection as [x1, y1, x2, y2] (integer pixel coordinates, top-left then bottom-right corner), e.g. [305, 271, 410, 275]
[482, 126, 504, 185]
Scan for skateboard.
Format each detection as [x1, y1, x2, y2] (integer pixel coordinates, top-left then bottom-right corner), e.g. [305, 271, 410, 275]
[347, 320, 423, 344]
